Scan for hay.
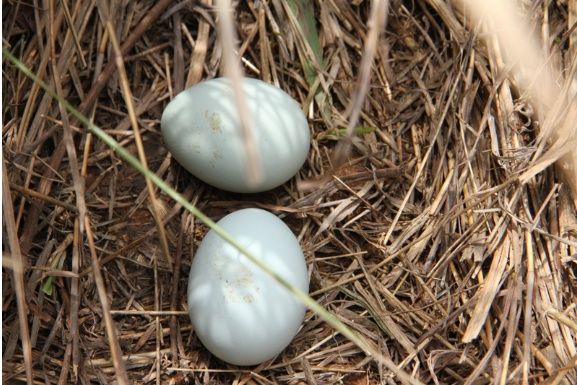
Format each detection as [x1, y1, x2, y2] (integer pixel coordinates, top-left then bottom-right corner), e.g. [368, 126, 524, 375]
[2, 0, 576, 384]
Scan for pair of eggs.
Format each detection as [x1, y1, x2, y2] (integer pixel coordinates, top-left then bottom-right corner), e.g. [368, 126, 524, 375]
[161, 78, 310, 365]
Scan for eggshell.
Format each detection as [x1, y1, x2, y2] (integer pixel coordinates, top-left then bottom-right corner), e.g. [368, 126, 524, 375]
[187, 208, 309, 366]
[161, 77, 310, 193]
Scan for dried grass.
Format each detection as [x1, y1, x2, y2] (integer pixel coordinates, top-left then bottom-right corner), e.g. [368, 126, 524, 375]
[3, 0, 577, 384]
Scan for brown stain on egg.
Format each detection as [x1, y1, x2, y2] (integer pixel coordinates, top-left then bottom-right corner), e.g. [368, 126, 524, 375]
[215, 256, 260, 304]
[203, 110, 222, 133]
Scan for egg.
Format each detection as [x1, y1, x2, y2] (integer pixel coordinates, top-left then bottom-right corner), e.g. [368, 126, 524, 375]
[187, 208, 309, 365]
[161, 77, 310, 193]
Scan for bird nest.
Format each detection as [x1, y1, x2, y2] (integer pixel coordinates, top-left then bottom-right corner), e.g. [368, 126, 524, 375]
[2, 1, 576, 384]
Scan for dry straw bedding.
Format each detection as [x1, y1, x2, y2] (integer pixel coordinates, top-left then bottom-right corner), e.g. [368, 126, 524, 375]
[2, 0, 577, 384]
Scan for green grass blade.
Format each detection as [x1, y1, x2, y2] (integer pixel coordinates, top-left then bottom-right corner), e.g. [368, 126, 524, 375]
[286, 0, 332, 124]
[286, 0, 322, 85]
[42, 277, 55, 296]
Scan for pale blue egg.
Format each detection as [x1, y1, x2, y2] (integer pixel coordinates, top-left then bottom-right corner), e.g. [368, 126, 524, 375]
[161, 78, 310, 193]
[187, 208, 309, 365]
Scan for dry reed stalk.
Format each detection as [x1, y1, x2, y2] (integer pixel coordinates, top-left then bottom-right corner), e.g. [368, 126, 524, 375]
[461, 0, 577, 206]
[98, 6, 173, 384]
[99, 3, 173, 272]
[83, 214, 130, 385]
[216, 0, 262, 187]
[333, 0, 388, 172]
[2, 159, 34, 385]
[46, 5, 86, 380]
